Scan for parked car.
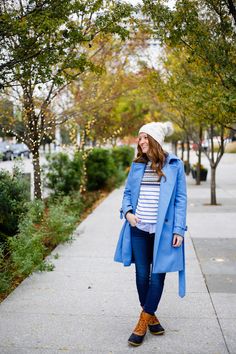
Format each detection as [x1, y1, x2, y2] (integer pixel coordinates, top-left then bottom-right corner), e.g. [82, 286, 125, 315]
[12, 143, 30, 159]
[0, 141, 13, 160]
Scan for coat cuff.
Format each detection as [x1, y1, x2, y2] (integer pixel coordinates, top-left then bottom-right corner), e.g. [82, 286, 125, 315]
[124, 208, 133, 219]
[120, 207, 133, 219]
[173, 225, 187, 237]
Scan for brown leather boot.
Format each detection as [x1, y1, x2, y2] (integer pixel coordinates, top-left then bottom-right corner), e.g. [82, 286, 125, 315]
[128, 311, 152, 346]
[148, 314, 165, 335]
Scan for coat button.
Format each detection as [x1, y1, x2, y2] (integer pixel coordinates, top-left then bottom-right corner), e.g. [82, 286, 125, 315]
[165, 219, 168, 222]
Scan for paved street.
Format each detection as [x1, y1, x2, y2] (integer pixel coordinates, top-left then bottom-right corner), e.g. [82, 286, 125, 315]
[0, 152, 235, 353]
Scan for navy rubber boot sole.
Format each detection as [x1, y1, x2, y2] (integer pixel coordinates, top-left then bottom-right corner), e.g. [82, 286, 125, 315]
[128, 332, 146, 346]
[148, 322, 165, 335]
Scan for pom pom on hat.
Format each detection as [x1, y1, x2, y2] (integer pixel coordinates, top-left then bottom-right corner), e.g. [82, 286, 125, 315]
[162, 121, 174, 137]
[139, 121, 174, 147]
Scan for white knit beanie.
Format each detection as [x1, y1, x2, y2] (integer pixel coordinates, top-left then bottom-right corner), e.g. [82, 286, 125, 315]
[139, 121, 174, 147]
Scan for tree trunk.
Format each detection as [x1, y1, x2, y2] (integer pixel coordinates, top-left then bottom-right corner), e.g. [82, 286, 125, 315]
[185, 138, 190, 175]
[181, 141, 184, 160]
[196, 125, 203, 185]
[187, 139, 190, 162]
[209, 124, 216, 205]
[210, 166, 217, 205]
[207, 124, 225, 205]
[32, 148, 42, 200]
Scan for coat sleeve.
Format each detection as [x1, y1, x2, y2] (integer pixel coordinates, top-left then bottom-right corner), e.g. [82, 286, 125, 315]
[120, 162, 134, 219]
[173, 160, 187, 237]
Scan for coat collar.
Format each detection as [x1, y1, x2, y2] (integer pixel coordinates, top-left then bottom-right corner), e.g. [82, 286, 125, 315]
[132, 152, 180, 167]
[165, 153, 180, 164]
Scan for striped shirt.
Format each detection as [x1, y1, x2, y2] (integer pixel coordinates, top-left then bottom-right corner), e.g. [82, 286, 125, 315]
[135, 161, 160, 233]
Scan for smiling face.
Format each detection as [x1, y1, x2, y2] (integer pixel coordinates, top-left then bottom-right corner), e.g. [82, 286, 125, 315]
[138, 132, 149, 154]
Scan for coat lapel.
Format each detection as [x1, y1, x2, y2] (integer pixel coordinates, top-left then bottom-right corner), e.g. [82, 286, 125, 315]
[153, 161, 178, 265]
[132, 163, 146, 211]
[156, 162, 178, 234]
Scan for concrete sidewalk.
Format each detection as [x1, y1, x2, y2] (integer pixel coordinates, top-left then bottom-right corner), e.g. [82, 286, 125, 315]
[0, 153, 235, 353]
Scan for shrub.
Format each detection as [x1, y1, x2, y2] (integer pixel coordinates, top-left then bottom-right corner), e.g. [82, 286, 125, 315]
[8, 194, 80, 278]
[0, 246, 12, 293]
[45, 151, 83, 195]
[105, 165, 126, 190]
[0, 169, 30, 243]
[25, 199, 45, 224]
[111, 145, 134, 170]
[54, 190, 84, 215]
[0, 271, 12, 294]
[192, 163, 208, 171]
[191, 164, 208, 181]
[85, 148, 116, 191]
[9, 232, 48, 276]
[42, 198, 78, 247]
[8, 199, 49, 277]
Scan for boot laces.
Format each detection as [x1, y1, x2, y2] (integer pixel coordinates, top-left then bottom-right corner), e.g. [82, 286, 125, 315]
[134, 314, 149, 335]
[149, 314, 160, 325]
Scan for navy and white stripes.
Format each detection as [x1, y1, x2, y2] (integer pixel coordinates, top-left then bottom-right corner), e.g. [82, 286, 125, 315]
[135, 161, 160, 227]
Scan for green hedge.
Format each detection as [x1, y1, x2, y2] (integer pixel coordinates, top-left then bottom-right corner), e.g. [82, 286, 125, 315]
[45, 151, 83, 196]
[111, 145, 134, 170]
[85, 146, 134, 191]
[85, 148, 116, 191]
[45, 146, 134, 194]
[0, 169, 30, 244]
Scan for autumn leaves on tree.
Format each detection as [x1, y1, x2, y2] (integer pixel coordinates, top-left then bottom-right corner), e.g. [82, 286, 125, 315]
[0, 0, 135, 199]
[0, 0, 235, 205]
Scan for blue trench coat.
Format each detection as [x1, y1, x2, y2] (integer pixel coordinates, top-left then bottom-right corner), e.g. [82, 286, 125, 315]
[114, 153, 187, 297]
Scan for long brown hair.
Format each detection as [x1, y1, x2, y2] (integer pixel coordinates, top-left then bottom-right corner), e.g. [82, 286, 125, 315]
[134, 134, 168, 180]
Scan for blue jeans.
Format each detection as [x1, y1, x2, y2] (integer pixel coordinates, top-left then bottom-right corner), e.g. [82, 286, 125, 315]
[131, 226, 166, 315]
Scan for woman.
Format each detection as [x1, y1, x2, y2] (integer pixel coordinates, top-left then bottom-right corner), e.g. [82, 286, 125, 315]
[114, 121, 187, 347]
